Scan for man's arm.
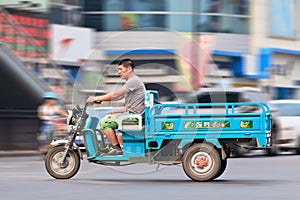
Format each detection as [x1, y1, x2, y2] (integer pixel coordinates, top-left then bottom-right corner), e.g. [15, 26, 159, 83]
[87, 87, 129, 103]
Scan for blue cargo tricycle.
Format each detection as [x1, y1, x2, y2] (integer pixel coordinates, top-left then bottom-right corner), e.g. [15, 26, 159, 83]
[45, 90, 272, 181]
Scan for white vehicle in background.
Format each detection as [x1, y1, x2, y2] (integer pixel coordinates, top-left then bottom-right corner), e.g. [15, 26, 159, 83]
[270, 100, 300, 154]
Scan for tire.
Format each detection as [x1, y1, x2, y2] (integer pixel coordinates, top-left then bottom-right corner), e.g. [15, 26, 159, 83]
[45, 146, 80, 179]
[266, 146, 278, 156]
[182, 143, 221, 182]
[267, 122, 279, 156]
[213, 159, 227, 180]
[296, 136, 300, 155]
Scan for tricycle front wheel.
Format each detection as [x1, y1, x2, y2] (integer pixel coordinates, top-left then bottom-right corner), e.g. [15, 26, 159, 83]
[45, 146, 80, 179]
[182, 143, 221, 181]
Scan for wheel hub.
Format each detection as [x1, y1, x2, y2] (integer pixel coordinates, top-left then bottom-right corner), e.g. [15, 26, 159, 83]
[50, 152, 75, 175]
[195, 156, 208, 169]
[191, 152, 212, 173]
[58, 160, 69, 169]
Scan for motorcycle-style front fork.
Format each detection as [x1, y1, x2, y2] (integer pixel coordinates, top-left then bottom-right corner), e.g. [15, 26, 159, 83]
[61, 129, 78, 163]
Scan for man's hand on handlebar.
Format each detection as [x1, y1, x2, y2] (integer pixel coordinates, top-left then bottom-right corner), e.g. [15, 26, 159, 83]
[86, 96, 102, 104]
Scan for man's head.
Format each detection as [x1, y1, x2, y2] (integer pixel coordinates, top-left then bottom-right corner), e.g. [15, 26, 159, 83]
[118, 58, 135, 80]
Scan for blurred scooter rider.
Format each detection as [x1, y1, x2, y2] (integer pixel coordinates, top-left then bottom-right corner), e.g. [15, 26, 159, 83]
[37, 92, 68, 153]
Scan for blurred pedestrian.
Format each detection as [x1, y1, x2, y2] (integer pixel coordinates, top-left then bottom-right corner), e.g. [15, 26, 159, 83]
[37, 92, 68, 154]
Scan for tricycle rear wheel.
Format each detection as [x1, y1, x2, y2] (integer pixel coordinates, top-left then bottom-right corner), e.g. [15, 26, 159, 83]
[45, 146, 80, 179]
[213, 158, 227, 179]
[182, 143, 221, 181]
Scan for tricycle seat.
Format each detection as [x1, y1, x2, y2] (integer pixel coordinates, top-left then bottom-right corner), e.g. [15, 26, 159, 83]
[116, 114, 143, 130]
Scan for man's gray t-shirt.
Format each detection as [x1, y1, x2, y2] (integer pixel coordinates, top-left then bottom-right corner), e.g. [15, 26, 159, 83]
[123, 75, 145, 114]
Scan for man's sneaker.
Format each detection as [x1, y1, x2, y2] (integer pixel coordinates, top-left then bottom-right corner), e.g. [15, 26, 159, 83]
[106, 147, 122, 155]
[99, 145, 114, 153]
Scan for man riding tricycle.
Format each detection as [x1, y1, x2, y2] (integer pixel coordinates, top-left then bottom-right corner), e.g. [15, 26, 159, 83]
[45, 90, 272, 181]
[44, 58, 272, 181]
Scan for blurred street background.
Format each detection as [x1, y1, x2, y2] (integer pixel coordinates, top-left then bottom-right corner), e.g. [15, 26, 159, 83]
[0, 0, 300, 154]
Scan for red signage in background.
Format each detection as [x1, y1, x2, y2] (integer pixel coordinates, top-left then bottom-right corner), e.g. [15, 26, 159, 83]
[0, 9, 49, 59]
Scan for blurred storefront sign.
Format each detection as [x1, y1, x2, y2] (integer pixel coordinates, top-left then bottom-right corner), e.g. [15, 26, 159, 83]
[50, 24, 93, 63]
[0, 9, 49, 59]
[176, 33, 215, 91]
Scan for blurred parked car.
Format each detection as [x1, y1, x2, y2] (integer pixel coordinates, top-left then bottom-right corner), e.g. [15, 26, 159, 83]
[183, 87, 278, 156]
[269, 100, 300, 154]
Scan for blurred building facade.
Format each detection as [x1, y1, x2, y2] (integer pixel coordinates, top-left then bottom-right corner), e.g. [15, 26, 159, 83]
[251, 0, 300, 99]
[73, 0, 300, 100]
[1, 0, 300, 150]
[1, 0, 300, 102]
[0, 1, 52, 150]
[78, 0, 253, 100]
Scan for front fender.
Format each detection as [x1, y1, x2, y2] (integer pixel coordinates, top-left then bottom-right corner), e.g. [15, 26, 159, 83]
[50, 139, 83, 160]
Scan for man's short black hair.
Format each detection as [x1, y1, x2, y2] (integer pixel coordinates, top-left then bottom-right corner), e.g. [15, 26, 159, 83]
[118, 58, 135, 70]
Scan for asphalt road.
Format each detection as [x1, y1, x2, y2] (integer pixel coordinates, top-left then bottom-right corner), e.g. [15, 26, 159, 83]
[0, 153, 299, 200]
